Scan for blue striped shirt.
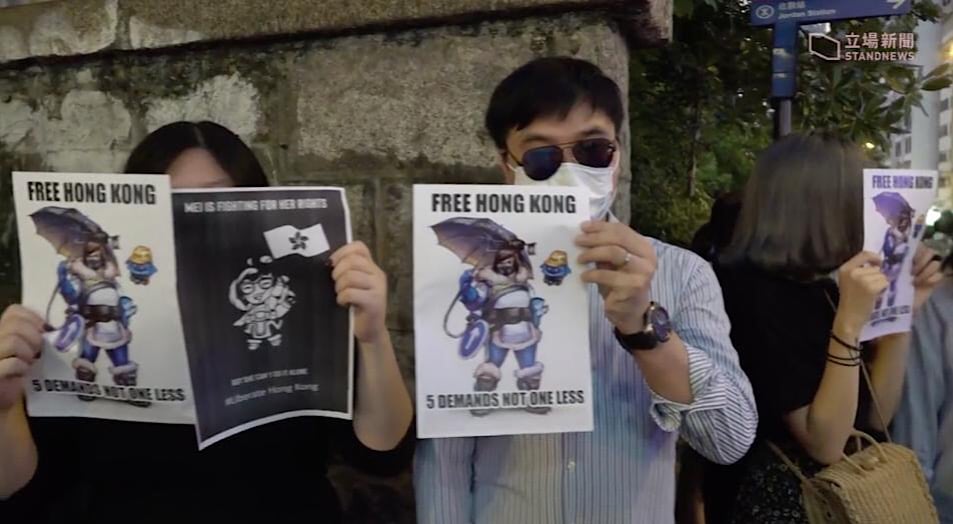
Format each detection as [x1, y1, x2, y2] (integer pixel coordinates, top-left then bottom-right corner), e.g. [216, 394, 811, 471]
[414, 238, 758, 524]
[892, 279, 953, 523]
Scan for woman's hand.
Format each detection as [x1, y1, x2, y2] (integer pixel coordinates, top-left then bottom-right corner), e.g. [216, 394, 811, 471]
[0, 306, 43, 412]
[834, 252, 889, 340]
[330, 241, 388, 346]
[332, 243, 412, 451]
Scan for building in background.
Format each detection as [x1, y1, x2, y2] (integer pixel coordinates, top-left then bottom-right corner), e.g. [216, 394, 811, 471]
[890, 0, 953, 213]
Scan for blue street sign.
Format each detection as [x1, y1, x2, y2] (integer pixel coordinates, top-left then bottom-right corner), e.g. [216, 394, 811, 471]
[751, 0, 912, 27]
[771, 21, 799, 99]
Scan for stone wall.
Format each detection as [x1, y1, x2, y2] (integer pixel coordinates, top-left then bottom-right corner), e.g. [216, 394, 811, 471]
[0, 1, 669, 521]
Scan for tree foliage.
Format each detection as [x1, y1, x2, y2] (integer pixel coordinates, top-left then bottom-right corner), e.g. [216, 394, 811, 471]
[630, 0, 945, 245]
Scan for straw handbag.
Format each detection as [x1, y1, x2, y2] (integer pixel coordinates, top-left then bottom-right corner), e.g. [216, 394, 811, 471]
[768, 360, 939, 524]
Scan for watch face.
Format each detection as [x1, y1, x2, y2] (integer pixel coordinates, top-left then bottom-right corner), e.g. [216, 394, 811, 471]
[649, 305, 672, 342]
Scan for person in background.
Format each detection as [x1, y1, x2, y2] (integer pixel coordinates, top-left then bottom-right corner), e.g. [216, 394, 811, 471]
[892, 250, 953, 523]
[690, 191, 742, 262]
[704, 133, 944, 523]
[414, 56, 757, 524]
[679, 190, 742, 524]
[0, 121, 414, 523]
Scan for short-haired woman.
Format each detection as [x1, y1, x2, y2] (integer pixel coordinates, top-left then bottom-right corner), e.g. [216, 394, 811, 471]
[703, 133, 944, 523]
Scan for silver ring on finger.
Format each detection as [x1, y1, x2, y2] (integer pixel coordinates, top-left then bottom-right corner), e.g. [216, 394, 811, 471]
[619, 250, 632, 269]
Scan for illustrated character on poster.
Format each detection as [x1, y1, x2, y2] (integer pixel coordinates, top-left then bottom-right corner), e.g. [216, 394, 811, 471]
[540, 250, 570, 286]
[29, 207, 146, 406]
[126, 245, 157, 285]
[873, 192, 917, 317]
[434, 217, 550, 416]
[229, 257, 296, 350]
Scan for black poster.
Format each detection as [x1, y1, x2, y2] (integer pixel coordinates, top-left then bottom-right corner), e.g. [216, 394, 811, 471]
[173, 188, 352, 448]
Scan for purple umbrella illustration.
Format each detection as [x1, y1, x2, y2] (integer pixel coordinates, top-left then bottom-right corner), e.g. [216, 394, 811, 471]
[873, 192, 914, 225]
[431, 217, 534, 274]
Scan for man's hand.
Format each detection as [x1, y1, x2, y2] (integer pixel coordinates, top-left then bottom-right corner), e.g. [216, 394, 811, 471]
[575, 220, 656, 335]
[330, 241, 389, 346]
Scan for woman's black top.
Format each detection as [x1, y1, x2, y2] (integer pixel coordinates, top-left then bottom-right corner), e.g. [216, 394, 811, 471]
[1, 407, 413, 523]
[703, 264, 874, 523]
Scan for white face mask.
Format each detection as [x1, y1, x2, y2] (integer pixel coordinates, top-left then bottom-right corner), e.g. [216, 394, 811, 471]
[511, 161, 616, 220]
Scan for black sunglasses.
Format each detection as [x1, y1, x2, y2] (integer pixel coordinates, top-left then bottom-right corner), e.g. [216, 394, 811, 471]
[509, 138, 617, 181]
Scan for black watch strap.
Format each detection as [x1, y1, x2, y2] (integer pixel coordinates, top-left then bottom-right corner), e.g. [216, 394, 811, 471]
[614, 327, 659, 352]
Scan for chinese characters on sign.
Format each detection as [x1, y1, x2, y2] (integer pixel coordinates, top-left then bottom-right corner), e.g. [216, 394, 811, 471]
[844, 32, 916, 50]
[811, 32, 916, 62]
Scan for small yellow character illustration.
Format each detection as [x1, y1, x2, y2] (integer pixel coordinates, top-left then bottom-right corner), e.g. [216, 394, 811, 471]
[126, 245, 157, 285]
[540, 250, 570, 286]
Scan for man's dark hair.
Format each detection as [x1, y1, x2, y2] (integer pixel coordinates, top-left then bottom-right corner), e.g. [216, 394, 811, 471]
[124, 121, 268, 187]
[485, 57, 624, 150]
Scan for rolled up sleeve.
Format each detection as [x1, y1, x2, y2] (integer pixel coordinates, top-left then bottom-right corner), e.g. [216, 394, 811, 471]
[648, 260, 758, 465]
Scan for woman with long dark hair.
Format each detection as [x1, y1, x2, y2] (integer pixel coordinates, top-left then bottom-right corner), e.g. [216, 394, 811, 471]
[704, 133, 944, 523]
[0, 121, 413, 523]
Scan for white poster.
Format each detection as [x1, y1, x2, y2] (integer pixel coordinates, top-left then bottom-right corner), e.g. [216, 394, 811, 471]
[413, 184, 593, 438]
[861, 169, 938, 342]
[13, 172, 195, 423]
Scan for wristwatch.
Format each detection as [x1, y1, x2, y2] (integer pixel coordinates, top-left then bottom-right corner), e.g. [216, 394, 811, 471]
[614, 302, 672, 352]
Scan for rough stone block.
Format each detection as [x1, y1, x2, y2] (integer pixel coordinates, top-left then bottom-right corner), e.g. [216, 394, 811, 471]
[294, 17, 628, 165]
[0, 0, 118, 62]
[377, 180, 414, 333]
[293, 15, 631, 219]
[128, 14, 205, 49]
[0, 89, 131, 172]
[0, 98, 33, 149]
[0, 26, 29, 61]
[143, 73, 262, 141]
[118, 0, 669, 51]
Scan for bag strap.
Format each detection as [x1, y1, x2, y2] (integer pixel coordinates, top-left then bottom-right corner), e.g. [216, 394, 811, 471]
[765, 441, 823, 497]
[766, 287, 901, 493]
[823, 290, 893, 443]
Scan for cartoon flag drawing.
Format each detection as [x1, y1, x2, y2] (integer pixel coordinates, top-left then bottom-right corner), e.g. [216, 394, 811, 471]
[174, 187, 353, 449]
[263, 223, 330, 259]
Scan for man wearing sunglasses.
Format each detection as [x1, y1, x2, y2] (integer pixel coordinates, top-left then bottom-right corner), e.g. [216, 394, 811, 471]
[415, 57, 757, 523]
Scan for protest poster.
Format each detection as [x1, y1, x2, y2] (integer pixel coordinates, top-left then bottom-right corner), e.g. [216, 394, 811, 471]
[173, 187, 353, 448]
[413, 184, 593, 438]
[861, 169, 938, 342]
[12, 172, 195, 423]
